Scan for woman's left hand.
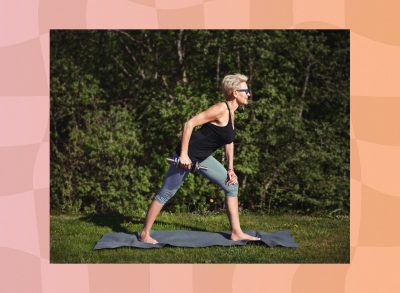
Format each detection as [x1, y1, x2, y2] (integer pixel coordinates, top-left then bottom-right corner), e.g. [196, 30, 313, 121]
[226, 169, 238, 185]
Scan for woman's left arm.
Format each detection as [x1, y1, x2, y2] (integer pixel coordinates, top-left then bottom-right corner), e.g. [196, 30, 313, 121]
[224, 142, 238, 185]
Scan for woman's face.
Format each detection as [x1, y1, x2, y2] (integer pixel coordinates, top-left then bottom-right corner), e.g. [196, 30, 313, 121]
[234, 82, 251, 105]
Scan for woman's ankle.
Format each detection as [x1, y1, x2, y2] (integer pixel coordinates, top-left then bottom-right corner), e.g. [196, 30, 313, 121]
[140, 229, 151, 236]
[231, 228, 243, 235]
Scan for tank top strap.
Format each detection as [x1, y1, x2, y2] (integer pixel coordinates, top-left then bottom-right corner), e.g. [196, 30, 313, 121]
[224, 101, 231, 122]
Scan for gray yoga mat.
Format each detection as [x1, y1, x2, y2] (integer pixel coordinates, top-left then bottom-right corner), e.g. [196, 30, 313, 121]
[94, 230, 298, 249]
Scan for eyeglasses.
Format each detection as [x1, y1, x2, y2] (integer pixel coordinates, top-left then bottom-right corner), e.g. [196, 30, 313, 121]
[237, 89, 251, 95]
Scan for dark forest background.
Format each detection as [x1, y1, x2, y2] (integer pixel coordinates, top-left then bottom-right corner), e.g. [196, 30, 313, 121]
[50, 30, 349, 217]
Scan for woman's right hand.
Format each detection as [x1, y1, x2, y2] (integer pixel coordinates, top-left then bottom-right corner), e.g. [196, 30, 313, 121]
[179, 154, 192, 170]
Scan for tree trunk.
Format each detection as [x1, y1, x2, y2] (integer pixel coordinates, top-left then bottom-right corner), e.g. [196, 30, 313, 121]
[236, 48, 241, 72]
[216, 47, 221, 89]
[177, 30, 188, 84]
[298, 58, 315, 119]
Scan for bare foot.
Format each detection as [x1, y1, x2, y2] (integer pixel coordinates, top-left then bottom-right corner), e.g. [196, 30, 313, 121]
[230, 231, 261, 241]
[138, 231, 159, 244]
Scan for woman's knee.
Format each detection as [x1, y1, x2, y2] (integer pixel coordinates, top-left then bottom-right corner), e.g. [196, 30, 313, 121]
[154, 189, 176, 205]
[225, 182, 239, 197]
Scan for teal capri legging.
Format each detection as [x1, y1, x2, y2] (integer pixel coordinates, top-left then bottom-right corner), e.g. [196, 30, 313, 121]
[155, 152, 239, 204]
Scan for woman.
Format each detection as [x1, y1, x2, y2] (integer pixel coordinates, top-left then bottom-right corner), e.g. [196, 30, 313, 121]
[139, 73, 261, 244]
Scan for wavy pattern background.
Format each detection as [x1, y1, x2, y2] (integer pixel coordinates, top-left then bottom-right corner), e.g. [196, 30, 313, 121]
[1, 0, 399, 292]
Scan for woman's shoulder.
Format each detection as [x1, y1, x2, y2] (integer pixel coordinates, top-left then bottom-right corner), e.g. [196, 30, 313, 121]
[206, 101, 227, 117]
[209, 101, 227, 111]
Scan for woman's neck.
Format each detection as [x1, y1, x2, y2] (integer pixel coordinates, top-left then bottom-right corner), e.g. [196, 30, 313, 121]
[226, 99, 239, 112]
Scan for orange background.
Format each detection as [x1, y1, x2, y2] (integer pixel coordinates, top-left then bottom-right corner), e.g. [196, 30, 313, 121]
[1, 0, 399, 292]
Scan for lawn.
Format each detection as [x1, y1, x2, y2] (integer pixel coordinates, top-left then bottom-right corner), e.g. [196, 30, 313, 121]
[50, 212, 349, 264]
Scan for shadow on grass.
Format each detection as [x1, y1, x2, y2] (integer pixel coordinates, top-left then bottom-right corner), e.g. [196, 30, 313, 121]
[81, 213, 211, 234]
[81, 214, 266, 247]
[81, 214, 133, 233]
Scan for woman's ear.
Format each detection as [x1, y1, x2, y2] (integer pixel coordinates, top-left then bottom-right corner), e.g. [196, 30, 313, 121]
[232, 89, 238, 98]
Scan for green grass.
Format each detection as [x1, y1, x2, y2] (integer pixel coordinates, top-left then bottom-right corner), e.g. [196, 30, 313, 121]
[50, 212, 349, 264]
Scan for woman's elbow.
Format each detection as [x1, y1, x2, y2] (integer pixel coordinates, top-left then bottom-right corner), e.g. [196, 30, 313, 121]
[184, 120, 194, 129]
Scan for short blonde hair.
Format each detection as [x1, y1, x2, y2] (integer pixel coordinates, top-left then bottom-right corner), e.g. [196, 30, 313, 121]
[221, 74, 248, 98]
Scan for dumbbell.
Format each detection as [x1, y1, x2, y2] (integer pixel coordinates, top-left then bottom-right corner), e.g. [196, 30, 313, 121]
[166, 157, 208, 172]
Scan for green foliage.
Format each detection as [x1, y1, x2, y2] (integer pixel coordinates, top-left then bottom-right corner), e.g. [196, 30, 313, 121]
[50, 30, 349, 216]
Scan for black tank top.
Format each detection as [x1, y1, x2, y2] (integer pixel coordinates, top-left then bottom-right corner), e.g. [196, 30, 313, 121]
[175, 101, 235, 162]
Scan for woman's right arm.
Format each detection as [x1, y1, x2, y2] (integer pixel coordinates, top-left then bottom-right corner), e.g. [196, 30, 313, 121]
[179, 103, 225, 169]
